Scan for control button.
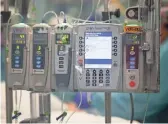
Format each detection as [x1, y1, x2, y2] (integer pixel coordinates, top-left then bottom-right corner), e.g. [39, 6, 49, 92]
[79, 41, 83, 44]
[86, 80, 90, 83]
[59, 65, 64, 68]
[130, 75, 135, 80]
[113, 37, 117, 40]
[36, 57, 41, 60]
[36, 65, 41, 68]
[79, 45, 83, 48]
[113, 53, 117, 56]
[92, 77, 97, 80]
[93, 73, 97, 76]
[106, 77, 110, 80]
[86, 77, 90, 80]
[113, 41, 117, 44]
[86, 73, 90, 76]
[113, 49, 117, 52]
[113, 45, 117, 48]
[79, 49, 83, 52]
[15, 50, 20, 55]
[99, 77, 103, 80]
[15, 64, 19, 68]
[15, 60, 19, 64]
[59, 57, 64, 60]
[129, 81, 136, 87]
[36, 61, 41, 65]
[106, 70, 110, 73]
[130, 61, 135, 65]
[99, 80, 103, 83]
[130, 57, 135, 61]
[130, 66, 135, 69]
[130, 51, 135, 55]
[99, 74, 103, 76]
[86, 70, 90, 73]
[79, 53, 83, 56]
[59, 61, 64, 64]
[93, 70, 96, 73]
[92, 80, 97, 83]
[99, 70, 103, 73]
[79, 37, 83, 40]
[106, 84, 110, 86]
[92, 83, 97, 86]
[15, 56, 20, 60]
[106, 80, 110, 83]
[106, 73, 110, 76]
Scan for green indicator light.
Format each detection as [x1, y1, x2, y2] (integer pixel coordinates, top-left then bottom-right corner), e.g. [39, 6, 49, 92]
[132, 35, 137, 40]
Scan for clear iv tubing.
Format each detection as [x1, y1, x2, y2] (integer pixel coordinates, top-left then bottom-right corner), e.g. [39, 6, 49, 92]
[95, 0, 101, 22]
[64, 92, 83, 124]
[77, 0, 84, 23]
[42, 11, 58, 23]
[83, 0, 95, 24]
[66, 15, 121, 24]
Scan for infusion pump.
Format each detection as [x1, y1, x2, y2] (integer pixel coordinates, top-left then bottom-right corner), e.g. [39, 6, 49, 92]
[73, 24, 123, 92]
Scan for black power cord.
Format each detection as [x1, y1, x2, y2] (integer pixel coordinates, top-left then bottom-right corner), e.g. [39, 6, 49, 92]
[130, 93, 134, 124]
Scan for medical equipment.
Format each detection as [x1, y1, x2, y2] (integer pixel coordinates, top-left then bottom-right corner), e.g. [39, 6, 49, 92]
[29, 23, 53, 92]
[74, 24, 123, 92]
[3, 0, 161, 123]
[51, 23, 74, 91]
[7, 23, 32, 90]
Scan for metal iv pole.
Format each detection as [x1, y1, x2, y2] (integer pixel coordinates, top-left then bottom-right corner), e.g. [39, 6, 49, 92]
[104, 0, 112, 123]
[4, 0, 13, 123]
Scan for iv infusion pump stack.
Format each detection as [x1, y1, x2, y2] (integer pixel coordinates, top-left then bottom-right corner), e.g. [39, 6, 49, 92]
[7, 23, 32, 90]
[52, 23, 74, 91]
[29, 23, 53, 92]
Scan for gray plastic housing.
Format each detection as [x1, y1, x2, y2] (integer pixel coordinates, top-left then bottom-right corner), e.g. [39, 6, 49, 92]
[73, 23, 123, 92]
[7, 23, 32, 90]
[29, 23, 53, 92]
[51, 23, 74, 92]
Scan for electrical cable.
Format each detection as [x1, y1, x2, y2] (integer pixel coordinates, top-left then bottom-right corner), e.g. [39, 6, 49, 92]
[64, 92, 83, 124]
[129, 93, 134, 124]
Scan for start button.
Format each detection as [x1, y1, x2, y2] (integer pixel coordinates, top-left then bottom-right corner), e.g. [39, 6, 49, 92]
[129, 81, 136, 87]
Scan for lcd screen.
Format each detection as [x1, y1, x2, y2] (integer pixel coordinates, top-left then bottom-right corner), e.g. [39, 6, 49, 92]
[33, 32, 48, 44]
[84, 32, 112, 68]
[56, 33, 70, 44]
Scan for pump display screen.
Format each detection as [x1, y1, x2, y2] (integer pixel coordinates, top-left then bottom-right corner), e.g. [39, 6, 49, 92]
[33, 31, 48, 70]
[11, 34, 26, 69]
[84, 32, 112, 68]
[56, 33, 70, 44]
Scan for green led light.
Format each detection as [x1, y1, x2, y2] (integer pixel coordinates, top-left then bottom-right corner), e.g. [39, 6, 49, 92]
[132, 35, 137, 40]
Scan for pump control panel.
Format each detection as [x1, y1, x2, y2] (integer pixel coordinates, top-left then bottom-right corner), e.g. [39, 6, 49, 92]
[29, 23, 53, 92]
[123, 25, 144, 92]
[51, 23, 74, 91]
[8, 23, 32, 90]
[74, 24, 123, 92]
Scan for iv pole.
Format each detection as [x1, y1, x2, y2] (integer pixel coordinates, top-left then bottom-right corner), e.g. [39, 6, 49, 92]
[104, 0, 112, 123]
[4, 0, 13, 123]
